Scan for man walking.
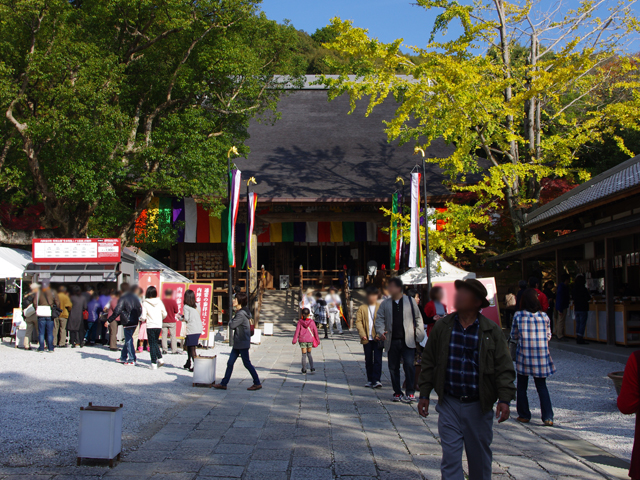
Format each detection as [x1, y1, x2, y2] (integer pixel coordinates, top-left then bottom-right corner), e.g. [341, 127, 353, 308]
[325, 286, 343, 335]
[54, 286, 72, 348]
[355, 286, 383, 388]
[555, 273, 570, 340]
[107, 285, 143, 365]
[418, 279, 516, 480]
[375, 277, 425, 403]
[161, 288, 180, 354]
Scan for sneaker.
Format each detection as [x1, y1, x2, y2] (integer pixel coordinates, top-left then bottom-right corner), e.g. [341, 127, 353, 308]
[392, 394, 402, 402]
[402, 394, 416, 404]
[157, 359, 164, 368]
[137, 346, 143, 352]
[301, 368, 307, 374]
[162, 350, 168, 354]
[124, 361, 136, 366]
[116, 358, 125, 364]
[151, 363, 158, 370]
[373, 381, 383, 389]
[364, 382, 373, 388]
[310, 368, 315, 373]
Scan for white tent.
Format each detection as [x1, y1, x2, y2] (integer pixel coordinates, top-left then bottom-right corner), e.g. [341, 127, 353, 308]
[126, 248, 191, 284]
[398, 251, 476, 285]
[0, 247, 32, 279]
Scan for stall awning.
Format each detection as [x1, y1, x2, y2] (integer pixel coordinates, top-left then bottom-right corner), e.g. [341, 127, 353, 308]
[398, 252, 476, 285]
[24, 263, 121, 283]
[0, 247, 32, 279]
[126, 247, 190, 283]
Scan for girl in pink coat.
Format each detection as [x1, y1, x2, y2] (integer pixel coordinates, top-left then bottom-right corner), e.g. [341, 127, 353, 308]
[293, 308, 320, 374]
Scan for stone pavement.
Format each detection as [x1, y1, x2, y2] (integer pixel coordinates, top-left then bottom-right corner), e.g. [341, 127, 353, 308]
[100, 319, 620, 480]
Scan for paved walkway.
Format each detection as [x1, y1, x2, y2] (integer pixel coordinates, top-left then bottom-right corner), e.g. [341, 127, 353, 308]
[1, 317, 627, 480]
[106, 322, 623, 480]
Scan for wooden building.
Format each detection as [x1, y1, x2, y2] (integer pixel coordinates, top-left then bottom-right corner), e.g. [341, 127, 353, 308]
[150, 76, 463, 289]
[492, 154, 640, 345]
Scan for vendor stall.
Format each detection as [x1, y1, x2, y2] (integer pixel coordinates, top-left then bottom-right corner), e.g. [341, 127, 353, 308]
[0, 247, 33, 344]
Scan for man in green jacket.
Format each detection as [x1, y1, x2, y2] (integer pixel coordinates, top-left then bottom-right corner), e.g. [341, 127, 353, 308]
[418, 279, 515, 480]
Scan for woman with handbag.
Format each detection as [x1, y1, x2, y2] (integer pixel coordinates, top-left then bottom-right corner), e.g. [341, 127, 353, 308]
[293, 307, 320, 374]
[510, 288, 555, 426]
[68, 285, 87, 348]
[21, 283, 40, 350]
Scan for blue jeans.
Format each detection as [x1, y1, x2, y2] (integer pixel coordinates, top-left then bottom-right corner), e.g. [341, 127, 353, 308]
[387, 339, 416, 396]
[37, 317, 54, 352]
[221, 348, 260, 386]
[363, 340, 383, 383]
[575, 311, 588, 338]
[517, 374, 553, 422]
[84, 321, 98, 342]
[120, 327, 137, 362]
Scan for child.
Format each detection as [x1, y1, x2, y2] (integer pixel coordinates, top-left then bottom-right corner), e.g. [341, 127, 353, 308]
[293, 308, 319, 374]
[314, 292, 328, 339]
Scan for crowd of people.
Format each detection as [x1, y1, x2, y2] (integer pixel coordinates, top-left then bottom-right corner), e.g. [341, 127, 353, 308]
[19, 280, 202, 371]
[505, 274, 592, 344]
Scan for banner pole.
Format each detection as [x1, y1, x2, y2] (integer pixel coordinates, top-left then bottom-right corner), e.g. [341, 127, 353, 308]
[416, 148, 431, 293]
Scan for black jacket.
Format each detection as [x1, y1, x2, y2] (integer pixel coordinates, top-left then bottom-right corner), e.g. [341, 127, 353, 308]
[107, 292, 142, 328]
[230, 307, 252, 350]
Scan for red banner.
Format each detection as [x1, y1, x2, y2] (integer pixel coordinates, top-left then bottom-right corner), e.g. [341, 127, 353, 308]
[32, 238, 121, 264]
[162, 282, 187, 337]
[188, 283, 212, 340]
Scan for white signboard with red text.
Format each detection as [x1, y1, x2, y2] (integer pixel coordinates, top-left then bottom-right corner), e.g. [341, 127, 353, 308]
[32, 238, 121, 264]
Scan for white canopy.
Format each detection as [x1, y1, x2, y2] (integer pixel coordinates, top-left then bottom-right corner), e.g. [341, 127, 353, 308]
[398, 252, 476, 285]
[126, 248, 191, 284]
[0, 247, 32, 279]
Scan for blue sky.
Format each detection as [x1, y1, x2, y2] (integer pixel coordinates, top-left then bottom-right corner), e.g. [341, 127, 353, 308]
[260, 0, 639, 53]
[260, 0, 443, 49]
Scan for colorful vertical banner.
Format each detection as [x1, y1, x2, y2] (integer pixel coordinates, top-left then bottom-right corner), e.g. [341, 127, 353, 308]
[391, 192, 400, 270]
[243, 192, 258, 268]
[189, 283, 212, 340]
[172, 198, 185, 243]
[228, 170, 242, 267]
[409, 172, 424, 268]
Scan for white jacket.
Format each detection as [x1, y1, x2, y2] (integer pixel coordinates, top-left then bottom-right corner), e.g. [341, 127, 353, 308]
[141, 297, 167, 329]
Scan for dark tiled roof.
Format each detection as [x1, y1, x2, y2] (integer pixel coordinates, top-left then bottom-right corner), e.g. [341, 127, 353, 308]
[526, 154, 640, 227]
[237, 87, 457, 201]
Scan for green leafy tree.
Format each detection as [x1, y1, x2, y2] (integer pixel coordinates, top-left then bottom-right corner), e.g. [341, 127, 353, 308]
[0, 0, 303, 244]
[319, 0, 640, 250]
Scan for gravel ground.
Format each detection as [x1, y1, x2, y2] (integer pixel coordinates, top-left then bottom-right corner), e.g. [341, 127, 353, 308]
[529, 347, 633, 460]
[0, 338, 231, 467]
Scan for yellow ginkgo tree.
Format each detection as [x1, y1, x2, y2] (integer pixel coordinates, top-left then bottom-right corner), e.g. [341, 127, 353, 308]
[320, 0, 640, 250]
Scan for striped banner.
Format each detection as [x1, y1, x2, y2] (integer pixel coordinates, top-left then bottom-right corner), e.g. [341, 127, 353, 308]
[243, 192, 258, 268]
[228, 170, 242, 267]
[136, 197, 393, 246]
[409, 172, 424, 268]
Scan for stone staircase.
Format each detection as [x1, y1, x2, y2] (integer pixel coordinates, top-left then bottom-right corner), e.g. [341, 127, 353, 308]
[258, 289, 301, 331]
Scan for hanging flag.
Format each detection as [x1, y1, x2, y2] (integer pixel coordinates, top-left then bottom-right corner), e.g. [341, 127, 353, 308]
[243, 192, 258, 268]
[391, 192, 399, 269]
[409, 172, 424, 268]
[228, 170, 242, 267]
[184, 197, 197, 243]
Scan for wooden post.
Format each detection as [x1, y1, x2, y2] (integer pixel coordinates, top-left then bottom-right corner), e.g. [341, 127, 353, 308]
[217, 295, 223, 325]
[605, 237, 616, 345]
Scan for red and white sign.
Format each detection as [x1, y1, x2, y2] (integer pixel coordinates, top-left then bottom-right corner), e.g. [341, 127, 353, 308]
[32, 238, 121, 264]
[431, 277, 501, 327]
[138, 270, 161, 297]
[189, 283, 212, 340]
